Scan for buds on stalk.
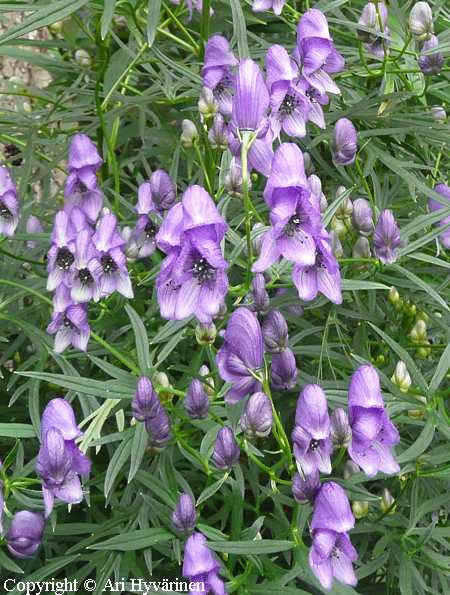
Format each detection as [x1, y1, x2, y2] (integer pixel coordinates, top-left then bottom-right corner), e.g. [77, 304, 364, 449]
[352, 198, 373, 235]
[195, 322, 217, 346]
[352, 500, 369, 519]
[262, 310, 289, 353]
[270, 348, 298, 390]
[380, 488, 395, 514]
[352, 236, 372, 259]
[185, 379, 210, 420]
[331, 118, 358, 166]
[6, 511, 45, 559]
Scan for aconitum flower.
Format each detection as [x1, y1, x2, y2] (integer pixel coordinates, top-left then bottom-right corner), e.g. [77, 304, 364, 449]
[26, 215, 44, 249]
[309, 175, 328, 212]
[311, 481, 355, 534]
[292, 233, 342, 305]
[212, 426, 240, 470]
[145, 408, 171, 448]
[46, 210, 76, 292]
[292, 384, 332, 476]
[91, 212, 133, 300]
[271, 348, 298, 390]
[292, 469, 320, 503]
[309, 529, 358, 590]
[409, 2, 433, 40]
[429, 183, 450, 249]
[295, 9, 345, 95]
[225, 158, 244, 197]
[6, 511, 45, 559]
[134, 183, 160, 258]
[185, 379, 210, 420]
[348, 364, 400, 477]
[37, 398, 91, 517]
[138, 170, 176, 214]
[358, 3, 390, 60]
[373, 209, 402, 264]
[352, 198, 373, 235]
[332, 118, 358, 166]
[262, 310, 289, 353]
[252, 0, 286, 16]
[202, 35, 237, 117]
[231, 59, 269, 135]
[419, 35, 444, 76]
[132, 376, 171, 447]
[330, 408, 352, 448]
[248, 273, 270, 314]
[240, 392, 273, 438]
[47, 303, 90, 353]
[172, 492, 197, 533]
[216, 307, 264, 403]
[208, 113, 228, 150]
[182, 532, 225, 595]
[70, 229, 100, 303]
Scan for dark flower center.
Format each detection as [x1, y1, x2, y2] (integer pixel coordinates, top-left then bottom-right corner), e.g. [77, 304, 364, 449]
[63, 316, 74, 329]
[309, 439, 320, 451]
[144, 221, 157, 240]
[280, 94, 298, 116]
[4, 143, 22, 166]
[192, 257, 215, 284]
[78, 268, 93, 286]
[0, 201, 13, 220]
[306, 87, 321, 103]
[332, 546, 340, 559]
[56, 247, 74, 270]
[101, 255, 117, 274]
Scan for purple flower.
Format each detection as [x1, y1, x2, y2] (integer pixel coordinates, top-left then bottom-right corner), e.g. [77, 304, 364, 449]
[183, 532, 225, 595]
[309, 529, 357, 590]
[331, 118, 358, 166]
[252, 0, 286, 16]
[69, 228, 100, 303]
[6, 511, 45, 559]
[271, 347, 298, 390]
[309, 175, 328, 212]
[229, 127, 275, 177]
[136, 171, 176, 222]
[47, 303, 90, 353]
[263, 142, 311, 209]
[348, 364, 400, 477]
[240, 391, 273, 438]
[202, 35, 237, 117]
[330, 408, 352, 448]
[216, 307, 264, 404]
[132, 376, 171, 447]
[292, 233, 342, 304]
[358, 3, 390, 59]
[156, 186, 228, 323]
[185, 379, 210, 419]
[311, 481, 355, 533]
[172, 492, 197, 533]
[352, 198, 373, 235]
[91, 212, 133, 300]
[295, 9, 345, 95]
[247, 273, 270, 314]
[429, 183, 450, 249]
[212, 426, 240, 469]
[208, 113, 228, 150]
[231, 59, 269, 135]
[262, 310, 289, 353]
[145, 408, 171, 448]
[419, 35, 444, 75]
[373, 209, 402, 264]
[292, 384, 332, 476]
[26, 215, 44, 249]
[292, 469, 320, 503]
[46, 211, 76, 292]
[37, 398, 90, 517]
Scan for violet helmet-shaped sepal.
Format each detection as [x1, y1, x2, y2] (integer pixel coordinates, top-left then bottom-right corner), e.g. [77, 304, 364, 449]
[262, 310, 289, 354]
[331, 118, 358, 166]
[231, 59, 269, 136]
[419, 35, 444, 75]
[248, 273, 270, 314]
[0, 166, 20, 237]
[6, 511, 45, 559]
[182, 532, 226, 595]
[309, 529, 358, 590]
[185, 379, 210, 420]
[252, 0, 286, 16]
[172, 492, 197, 534]
[202, 35, 237, 117]
[352, 198, 373, 235]
[47, 304, 90, 354]
[429, 183, 450, 249]
[240, 392, 273, 438]
[292, 469, 320, 504]
[144, 408, 171, 449]
[270, 348, 298, 390]
[132, 376, 162, 421]
[311, 481, 355, 534]
[373, 209, 402, 264]
[212, 426, 240, 470]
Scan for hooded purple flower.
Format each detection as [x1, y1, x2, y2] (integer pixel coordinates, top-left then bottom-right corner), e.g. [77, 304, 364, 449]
[6, 511, 45, 559]
[358, 2, 390, 60]
[216, 307, 264, 404]
[202, 35, 237, 117]
[309, 529, 358, 590]
[419, 35, 444, 75]
[145, 409, 172, 448]
[0, 166, 19, 237]
[26, 215, 44, 249]
[311, 481, 355, 533]
[253, 144, 321, 271]
[228, 127, 275, 177]
[132, 376, 171, 447]
[37, 398, 90, 517]
[47, 303, 90, 353]
[252, 0, 286, 15]
[331, 118, 358, 166]
[295, 9, 345, 96]
[373, 209, 402, 264]
[231, 59, 269, 135]
[137, 170, 176, 215]
[348, 364, 400, 477]
[292, 384, 332, 476]
[352, 197, 373, 235]
[185, 378, 210, 419]
[240, 391, 273, 438]
[271, 347, 298, 390]
[91, 212, 133, 300]
[429, 183, 450, 249]
[156, 186, 228, 323]
[46, 210, 76, 292]
[183, 532, 225, 595]
[292, 469, 320, 503]
[69, 228, 100, 303]
[65, 133, 103, 223]
[212, 426, 240, 470]
[262, 310, 289, 353]
[292, 233, 342, 304]
[172, 492, 197, 533]
[247, 273, 270, 314]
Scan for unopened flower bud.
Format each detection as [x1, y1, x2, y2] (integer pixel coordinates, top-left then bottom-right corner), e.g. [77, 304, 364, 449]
[198, 87, 218, 119]
[303, 151, 315, 175]
[181, 119, 198, 148]
[408, 395, 427, 419]
[352, 198, 374, 235]
[336, 197, 353, 219]
[352, 500, 369, 519]
[154, 371, 174, 403]
[185, 379, 210, 420]
[409, 319, 427, 343]
[352, 236, 372, 259]
[330, 230, 344, 258]
[409, 2, 433, 41]
[208, 113, 228, 149]
[331, 217, 347, 239]
[308, 175, 327, 212]
[6, 511, 45, 559]
[122, 226, 139, 260]
[240, 392, 273, 438]
[419, 35, 444, 76]
[292, 470, 320, 504]
[75, 49, 91, 68]
[380, 488, 395, 514]
[431, 106, 447, 123]
[225, 158, 245, 198]
[343, 460, 360, 479]
[199, 365, 215, 397]
[212, 426, 240, 470]
[252, 222, 265, 255]
[330, 408, 352, 448]
[374, 209, 402, 264]
[391, 361, 411, 392]
[172, 492, 196, 533]
[270, 348, 297, 390]
[249, 273, 270, 314]
[195, 322, 216, 346]
[262, 310, 289, 354]
[132, 376, 161, 421]
[332, 118, 358, 166]
[388, 286, 400, 305]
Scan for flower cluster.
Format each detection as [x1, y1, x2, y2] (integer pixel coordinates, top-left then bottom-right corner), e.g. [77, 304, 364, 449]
[46, 134, 133, 353]
[0, 165, 19, 237]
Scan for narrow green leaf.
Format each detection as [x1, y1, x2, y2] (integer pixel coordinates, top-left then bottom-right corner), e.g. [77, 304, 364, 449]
[196, 473, 229, 507]
[101, 0, 117, 39]
[429, 343, 450, 395]
[128, 423, 148, 483]
[104, 436, 133, 497]
[125, 304, 152, 373]
[230, 0, 249, 58]
[391, 264, 449, 312]
[0, 423, 36, 438]
[342, 279, 390, 291]
[89, 528, 172, 551]
[397, 418, 435, 464]
[16, 372, 132, 400]
[147, 0, 162, 47]
[209, 540, 295, 555]
[0, 548, 24, 574]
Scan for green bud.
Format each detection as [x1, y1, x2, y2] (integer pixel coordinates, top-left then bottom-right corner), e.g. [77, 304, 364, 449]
[388, 286, 400, 305]
[380, 488, 396, 514]
[199, 365, 215, 397]
[198, 87, 218, 119]
[75, 49, 92, 68]
[391, 361, 411, 392]
[181, 119, 198, 148]
[154, 372, 174, 403]
[195, 322, 217, 346]
[408, 395, 427, 419]
[352, 500, 369, 519]
[409, 319, 427, 343]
